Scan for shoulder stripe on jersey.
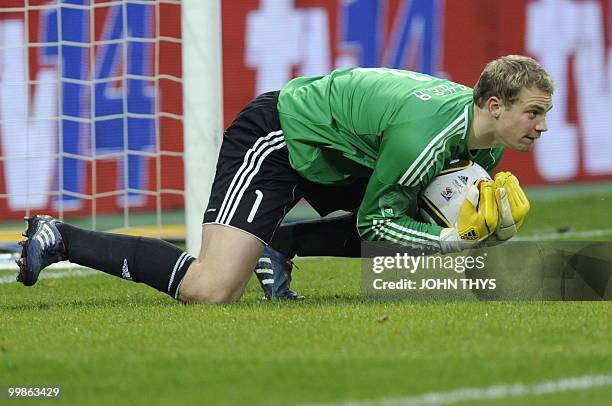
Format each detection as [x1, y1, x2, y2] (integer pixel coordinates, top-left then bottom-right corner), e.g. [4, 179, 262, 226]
[398, 105, 469, 187]
[401, 116, 467, 186]
[405, 125, 466, 187]
[397, 109, 465, 185]
[460, 105, 469, 139]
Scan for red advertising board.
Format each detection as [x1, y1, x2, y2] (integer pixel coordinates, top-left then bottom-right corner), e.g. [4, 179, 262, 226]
[222, 0, 612, 186]
[0, 0, 183, 219]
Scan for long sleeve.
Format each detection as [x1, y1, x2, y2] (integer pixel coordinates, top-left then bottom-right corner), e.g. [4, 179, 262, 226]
[355, 115, 470, 251]
[357, 174, 443, 250]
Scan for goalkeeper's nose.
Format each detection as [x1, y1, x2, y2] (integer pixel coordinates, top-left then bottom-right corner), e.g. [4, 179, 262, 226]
[535, 117, 548, 133]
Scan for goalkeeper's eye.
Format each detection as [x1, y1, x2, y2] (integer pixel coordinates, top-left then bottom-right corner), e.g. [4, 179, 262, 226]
[526, 110, 538, 119]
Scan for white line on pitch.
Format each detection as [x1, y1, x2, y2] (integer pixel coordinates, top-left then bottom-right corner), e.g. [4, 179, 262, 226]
[307, 373, 612, 406]
[516, 228, 612, 241]
[0, 268, 97, 285]
[0, 258, 86, 271]
[292, 229, 612, 262]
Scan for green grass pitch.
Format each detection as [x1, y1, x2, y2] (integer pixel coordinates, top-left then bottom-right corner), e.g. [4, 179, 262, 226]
[1, 183, 612, 405]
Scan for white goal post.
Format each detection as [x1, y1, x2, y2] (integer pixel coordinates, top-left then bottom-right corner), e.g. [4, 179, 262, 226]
[182, 0, 223, 256]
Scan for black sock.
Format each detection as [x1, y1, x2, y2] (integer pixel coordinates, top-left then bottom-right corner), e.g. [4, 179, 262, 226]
[57, 223, 195, 299]
[270, 213, 362, 259]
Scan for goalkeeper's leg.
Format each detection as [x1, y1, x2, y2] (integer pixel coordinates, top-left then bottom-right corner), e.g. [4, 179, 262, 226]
[270, 213, 362, 259]
[16, 90, 340, 303]
[253, 179, 365, 299]
[254, 214, 361, 300]
[178, 224, 263, 303]
[16, 214, 198, 299]
[56, 221, 198, 299]
[19, 218, 263, 303]
[268, 177, 368, 259]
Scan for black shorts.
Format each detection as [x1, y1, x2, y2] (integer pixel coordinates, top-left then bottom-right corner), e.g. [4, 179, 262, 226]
[203, 91, 369, 244]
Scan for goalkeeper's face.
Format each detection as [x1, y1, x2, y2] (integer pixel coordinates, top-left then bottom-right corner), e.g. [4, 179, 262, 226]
[495, 87, 553, 152]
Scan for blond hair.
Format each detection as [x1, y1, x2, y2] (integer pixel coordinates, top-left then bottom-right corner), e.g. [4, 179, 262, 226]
[473, 55, 554, 108]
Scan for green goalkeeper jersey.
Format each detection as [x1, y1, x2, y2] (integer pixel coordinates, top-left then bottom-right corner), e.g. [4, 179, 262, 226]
[277, 67, 504, 249]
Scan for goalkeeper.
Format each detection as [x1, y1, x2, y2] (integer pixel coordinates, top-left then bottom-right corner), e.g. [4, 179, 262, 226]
[16, 55, 553, 303]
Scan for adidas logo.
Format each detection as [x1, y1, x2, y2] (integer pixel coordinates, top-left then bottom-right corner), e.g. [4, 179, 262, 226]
[34, 223, 56, 249]
[460, 229, 479, 240]
[459, 175, 469, 185]
[121, 258, 132, 280]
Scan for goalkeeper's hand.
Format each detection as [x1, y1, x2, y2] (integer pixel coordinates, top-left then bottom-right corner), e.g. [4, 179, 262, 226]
[493, 172, 530, 241]
[440, 180, 499, 253]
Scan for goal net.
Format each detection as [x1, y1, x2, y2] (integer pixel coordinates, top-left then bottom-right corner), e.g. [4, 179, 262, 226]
[0, 0, 189, 266]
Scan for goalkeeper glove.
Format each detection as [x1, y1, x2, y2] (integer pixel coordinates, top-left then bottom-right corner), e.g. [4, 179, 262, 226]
[440, 180, 499, 253]
[493, 172, 530, 241]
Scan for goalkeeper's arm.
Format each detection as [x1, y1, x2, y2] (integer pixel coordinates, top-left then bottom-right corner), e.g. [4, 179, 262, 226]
[356, 178, 446, 252]
[356, 178, 500, 253]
